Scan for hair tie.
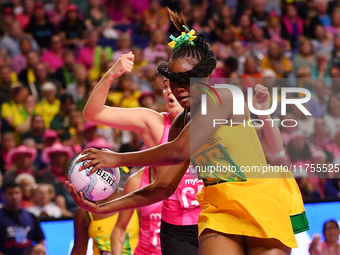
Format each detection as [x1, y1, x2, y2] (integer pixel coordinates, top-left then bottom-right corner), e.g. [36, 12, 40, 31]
[168, 25, 197, 51]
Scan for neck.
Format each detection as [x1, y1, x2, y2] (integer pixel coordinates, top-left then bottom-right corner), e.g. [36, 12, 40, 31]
[4, 205, 20, 212]
[77, 81, 86, 86]
[32, 128, 44, 136]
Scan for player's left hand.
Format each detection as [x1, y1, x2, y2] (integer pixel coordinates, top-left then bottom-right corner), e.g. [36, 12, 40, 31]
[252, 84, 270, 111]
[76, 148, 119, 175]
[65, 181, 100, 214]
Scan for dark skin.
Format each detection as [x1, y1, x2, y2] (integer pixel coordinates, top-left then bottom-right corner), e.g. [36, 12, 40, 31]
[71, 187, 127, 255]
[66, 57, 287, 255]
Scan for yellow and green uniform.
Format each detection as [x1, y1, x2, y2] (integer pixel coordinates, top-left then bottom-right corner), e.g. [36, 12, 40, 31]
[1, 100, 28, 127]
[190, 109, 309, 248]
[34, 99, 60, 128]
[87, 210, 140, 255]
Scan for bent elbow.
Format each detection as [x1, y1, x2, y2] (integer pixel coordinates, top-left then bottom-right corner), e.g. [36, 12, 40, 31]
[172, 146, 188, 164]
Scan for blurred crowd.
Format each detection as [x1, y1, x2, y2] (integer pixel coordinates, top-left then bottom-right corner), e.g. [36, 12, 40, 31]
[0, 0, 339, 228]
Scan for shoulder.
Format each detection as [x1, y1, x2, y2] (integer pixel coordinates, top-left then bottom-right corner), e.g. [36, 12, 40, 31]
[74, 208, 89, 222]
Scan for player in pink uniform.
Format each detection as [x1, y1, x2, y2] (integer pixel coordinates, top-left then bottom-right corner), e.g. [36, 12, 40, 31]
[112, 166, 162, 255]
[81, 52, 202, 255]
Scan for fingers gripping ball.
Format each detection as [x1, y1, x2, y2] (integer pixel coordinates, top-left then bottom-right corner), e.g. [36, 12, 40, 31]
[68, 154, 120, 201]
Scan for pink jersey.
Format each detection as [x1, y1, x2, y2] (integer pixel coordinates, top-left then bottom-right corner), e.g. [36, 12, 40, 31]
[160, 113, 202, 226]
[134, 166, 162, 255]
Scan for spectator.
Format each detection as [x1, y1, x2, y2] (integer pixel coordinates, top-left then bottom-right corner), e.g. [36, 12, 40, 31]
[248, 25, 269, 61]
[324, 176, 340, 198]
[50, 94, 75, 142]
[251, 0, 268, 29]
[142, 0, 169, 34]
[59, 4, 86, 49]
[76, 80, 97, 112]
[211, 27, 234, 61]
[25, 2, 55, 49]
[0, 66, 13, 106]
[296, 67, 315, 92]
[326, 129, 340, 164]
[30, 62, 61, 101]
[292, 37, 317, 76]
[266, 11, 289, 50]
[10, 38, 34, 75]
[10, 0, 24, 15]
[131, 47, 149, 78]
[294, 104, 315, 138]
[0, 8, 16, 37]
[186, 4, 209, 35]
[260, 40, 292, 78]
[282, 4, 305, 49]
[26, 183, 62, 219]
[287, 129, 312, 168]
[234, 13, 252, 43]
[312, 25, 334, 58]
[138, 91, 158, 111]
[47, 0, 69, 29]
[0, 132, 17, 171]
[18, 51, 39, 87]
[37, 142, 76, 216]
[77, 30, 112, 73]
[325, 9, 340, 37]
[66, 64, 88, 104]
[311, 118, 332, 153]
[4, 145, 37, 181]
[309, 220, 340, 254]
[0, 181, 45, 255]
[53, 50, 77, 89]
[295, 170, 321, 200]
[214, 5, 234, 41]
[330, 66, 340, 94]
[64, 110, 85, 151]
[308, 81, 329, 118]
[331, 33, 340, 68]
[241, 56, 262, 90]
[40, 35, 64, 73]
[105, 0, 135, 24]
[113, 33, 132, 63]
[324, 95, 340, 138]
[34, 82, 60, 128]
[82, 122, 97, 147]
[1, 83, 36, 135]
[143, 30, 169, 62]
[108, 74, 141, 108]
[15, 0, 35, 30]
[21, 115, 45, 152]
[149, 74, 167, 111]
[84, 0, 110, 32]
[309, 0, 331, 38]
[309, 150, 329, 198]
[25, 243, 46, 255]
[15, 173, 36, 208]
[232, 41, 248, 75]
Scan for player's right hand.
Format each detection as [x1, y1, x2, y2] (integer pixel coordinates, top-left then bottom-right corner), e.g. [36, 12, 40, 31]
[110, 52, 135, 79]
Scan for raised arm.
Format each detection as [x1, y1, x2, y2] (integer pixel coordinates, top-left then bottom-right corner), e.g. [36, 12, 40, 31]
[77, 86, 235, 173]
[83, 52, 164, 147]
[252, 85, 283, 153]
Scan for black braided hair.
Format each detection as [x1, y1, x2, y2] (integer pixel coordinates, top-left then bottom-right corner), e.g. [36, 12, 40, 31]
[157, 10, 216, 84]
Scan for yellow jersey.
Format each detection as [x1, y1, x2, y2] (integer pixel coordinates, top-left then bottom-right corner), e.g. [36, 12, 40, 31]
[87, 210, 140, 255]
